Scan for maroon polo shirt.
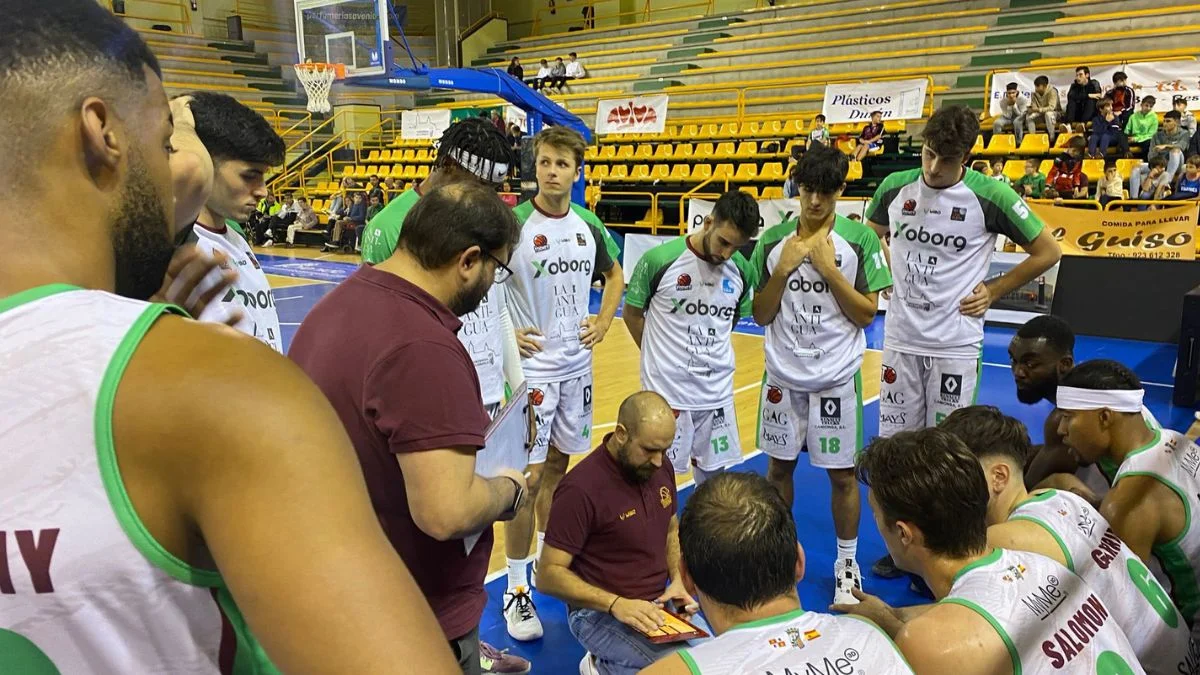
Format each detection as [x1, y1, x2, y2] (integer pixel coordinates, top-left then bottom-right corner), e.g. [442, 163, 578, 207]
[288, 264, 491, 641]
[544, 434, 678, 601]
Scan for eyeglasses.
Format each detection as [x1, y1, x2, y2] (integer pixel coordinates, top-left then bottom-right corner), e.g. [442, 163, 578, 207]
[483, 250, 514, 284]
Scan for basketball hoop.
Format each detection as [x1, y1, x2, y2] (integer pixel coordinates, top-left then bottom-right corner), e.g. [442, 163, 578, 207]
[294, 61, 346, 114]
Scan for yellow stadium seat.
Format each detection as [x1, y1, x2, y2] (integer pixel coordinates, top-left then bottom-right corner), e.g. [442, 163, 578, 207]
[416, 165, 430, 179]
[635, 145, 654, 160]
[700, 123, 720, 139]
[366, 150, 381, 163]
[585, 146, 600, 162]
[835, 138, 857, 156]
[847, 161, 863, 182]
[1039, 159, 1054, 177]
[739, 186, 760, 198]
[1003, 160, 1027, 183]
[616, 145, 635, 160]
[401, 149, 417, 162]
[1081, 159, 1104, 183]
[353, 165, 368, 177]
[648, 165, 670, 182]
[674, 143, 694, 160]
[390, 164, 406, 178]
[714, 142, 737, 159]
[971, 136, 984, 154]
[827, 123, 858, 136]
[609, 164, 629, 181]
[1053, 133, 1080, 150]
[660, 125, 679, 140]
[415, 149, 430, 162]
[715, 122, 738, 139]
[735, 122, 760, 139]
[783, 139, 804, 157]
[760, 120, 784, 137]
[630, 164, 652, 182]
[1017, 134, 1049, 156]
[340, 165, 355, 178]
[761, 186, 784, 199]
[1116, 158, 1139, 181]
[714, 163, 736, 179]
[694, 142, 716, 158]
[670, 164, 691, 181]
[600, 145, 618, 160]
[733, 164, 759, 182]
[653, 144, 674, 160]
[982, 134, 1016, 156]
[311, 199, 324, 211]
[761, 162, 786, 181]
[591, 164, 610, 181]
[783, 119, 804, 136]
[383, 149, 398, 163]
[680, 124, 700, 140]
[584, 165, 594, 180]
[734, 141, 758, 158]
[690, 164, 713, 182]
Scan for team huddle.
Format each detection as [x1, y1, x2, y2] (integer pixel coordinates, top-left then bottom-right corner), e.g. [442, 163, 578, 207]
[4, 4, 1200, 674]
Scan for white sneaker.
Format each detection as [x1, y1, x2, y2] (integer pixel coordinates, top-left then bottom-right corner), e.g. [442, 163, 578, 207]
[833, 558, 863, 606]
[503, 587, 544, 641]
[530, 559, 538, 589]
[579, 653, 600, 675]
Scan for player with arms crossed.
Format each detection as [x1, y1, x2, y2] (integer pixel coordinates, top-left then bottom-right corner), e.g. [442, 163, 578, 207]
[934, 406, 1192, 673]
[0, 2, 459, 671]
[865, 104, 1061, 578]
[506, 126, 624, 589]
[750, 144, 892, 604]
[177, 92, 286, 351]
[853, 428, 1143, 674]
[623, 190, 759, 484]
[639, 472, 913, 675]
[1057, 359, 1200, 649]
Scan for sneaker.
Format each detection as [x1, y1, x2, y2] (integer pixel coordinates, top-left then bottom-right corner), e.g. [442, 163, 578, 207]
[871, 553, 903, 579]
[503, 587, 544, 641]
[479, 642, 530, 674]
[833, 558, 863, 606]
[579, 653, 600, 675]
[530, 559, 538, 589]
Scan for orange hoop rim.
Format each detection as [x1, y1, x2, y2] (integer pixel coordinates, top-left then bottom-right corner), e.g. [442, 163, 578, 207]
[294, 62, 346, 79]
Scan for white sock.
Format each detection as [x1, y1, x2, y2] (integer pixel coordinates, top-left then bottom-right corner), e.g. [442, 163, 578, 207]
[837, 538, 858, 563]
[507, 557, 531, 593]
[536, 532, 545, 562]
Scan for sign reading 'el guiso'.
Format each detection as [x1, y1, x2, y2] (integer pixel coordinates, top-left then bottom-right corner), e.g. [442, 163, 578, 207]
[1029, 203, 1197, 260]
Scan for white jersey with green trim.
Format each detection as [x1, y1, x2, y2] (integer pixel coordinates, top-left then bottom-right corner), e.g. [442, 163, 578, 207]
[1010, 489, 1196, 674]
[0, 286, 271, 673]
[505, 200, 620, 382]
[183, 221, 283, 353]
[749, 215, 893, 392]
[624, 237, 753, 409]
[461, 283, 507, 406]
[1114, 428, 1200, 645]
[866, 169, 1045, 359]
[944, 548, 1143, 673]
[676, 608, 913, 674]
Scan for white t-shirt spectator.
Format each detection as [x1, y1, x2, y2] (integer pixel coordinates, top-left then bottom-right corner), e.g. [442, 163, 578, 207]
[536, 65, 551, 80]
[565, 59, 587, 79]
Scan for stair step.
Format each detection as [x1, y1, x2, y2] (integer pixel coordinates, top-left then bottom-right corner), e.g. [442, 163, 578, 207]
[955, 73, 989, 88]
[697, 17, 740, 29]
[649, 62, 698, 75]
[262, 95, 307, 106]
[983, 30, 1053, 45]
[249, 82, 295, 93]
[221, 54, 271, 65]
[682, 32, 726, 45]
[206, 41, 256, 53]
[633, 78, 682, 92]
[665, 47, 715, 59]
[968, 51, 1040, 68]
[233, 67, 283, 79]
[1009, 0, 1061, 7]
[997, 10, 1065, 26]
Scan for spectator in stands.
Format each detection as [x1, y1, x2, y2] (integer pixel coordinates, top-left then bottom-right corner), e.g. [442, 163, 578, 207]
[343, 191, 367, 253]
[1096, 165, 1125, 207]
[366, 192, 384, 222]
[548, 57, 568, 91]
[1065, 66, 1102, 131]
[367, 175, 385, 204]
[808, 114, 830, 147]
[508, 57, 524, 82]
[1088, 99, 1129, 159]
[991, 82, 1027, 145]
[1145, 109, 1190, 183]
[1025, 75, 1061, 146]
[853, 111, 884, 160]
[321, 192, 348, 252]
[970, 160, 991, 176]
[991, 160, 1011, 186]
[1015, 158, 1046, 198]
[1163, 154, 1200, 200]
[384, 176, 401, 193]
[285, 196, 319, 248]
[1106, 71, 1136, 127]
[490, 111, 506, 134]
[1130, 157, 1168, 205]
[533, 59, 551, 90]
[1042, 186, 1060, 201]
[1175, 96, 1196, 134]
[565, 52, 587, 83]
[1046, 136, 1089, 199]
[508, 123, 524, 154]
[1125, 95, 1158, 158]
[260, 192, 300, 247]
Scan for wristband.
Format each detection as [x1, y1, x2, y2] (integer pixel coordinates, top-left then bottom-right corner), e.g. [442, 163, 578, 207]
[608, 596, 621, 614]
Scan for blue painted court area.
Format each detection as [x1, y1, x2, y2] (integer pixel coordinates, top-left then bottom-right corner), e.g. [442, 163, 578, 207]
[272, 257, 1193, 673]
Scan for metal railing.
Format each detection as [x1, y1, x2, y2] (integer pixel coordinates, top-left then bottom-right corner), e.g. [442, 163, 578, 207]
[102, 0, 193, 34]
[1027, 198, 1103, 210]
[532, 0, 714, 36]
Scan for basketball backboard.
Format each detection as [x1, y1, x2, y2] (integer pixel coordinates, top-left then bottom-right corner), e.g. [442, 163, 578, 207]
[294, 0, 391, 78]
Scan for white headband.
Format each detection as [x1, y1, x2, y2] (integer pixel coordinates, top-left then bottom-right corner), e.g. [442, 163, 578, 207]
[446, 148, 510, 185]
[1056, 386, 1144, 412]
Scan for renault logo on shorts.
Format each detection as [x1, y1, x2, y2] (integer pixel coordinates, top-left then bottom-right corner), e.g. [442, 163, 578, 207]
[940, 374, 962, 401]
[819, 397, 841, 423]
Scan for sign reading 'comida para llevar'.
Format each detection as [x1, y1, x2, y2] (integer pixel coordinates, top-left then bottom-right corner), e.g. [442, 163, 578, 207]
[1028, 203, 1197, 260]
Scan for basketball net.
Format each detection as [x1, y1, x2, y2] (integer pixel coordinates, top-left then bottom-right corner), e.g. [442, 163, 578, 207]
[294, 61, 345, 114]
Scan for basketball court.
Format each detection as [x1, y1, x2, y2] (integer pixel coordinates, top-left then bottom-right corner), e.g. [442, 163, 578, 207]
[261, 246, 1190, 672]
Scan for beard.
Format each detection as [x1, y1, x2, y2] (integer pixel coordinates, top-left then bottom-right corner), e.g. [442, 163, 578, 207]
[617, 443, 658, 484]
[110, 149, 175, 300]
[449, 271, 492, 317]
[1016, 377, 1058, 405]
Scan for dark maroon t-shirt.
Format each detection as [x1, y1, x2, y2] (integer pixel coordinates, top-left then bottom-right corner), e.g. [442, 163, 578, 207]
[288, 265, 491, 640]
[544, 435, 678, 602]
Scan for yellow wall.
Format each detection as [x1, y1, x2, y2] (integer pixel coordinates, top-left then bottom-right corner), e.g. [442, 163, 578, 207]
[461, 17, 509, 69]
